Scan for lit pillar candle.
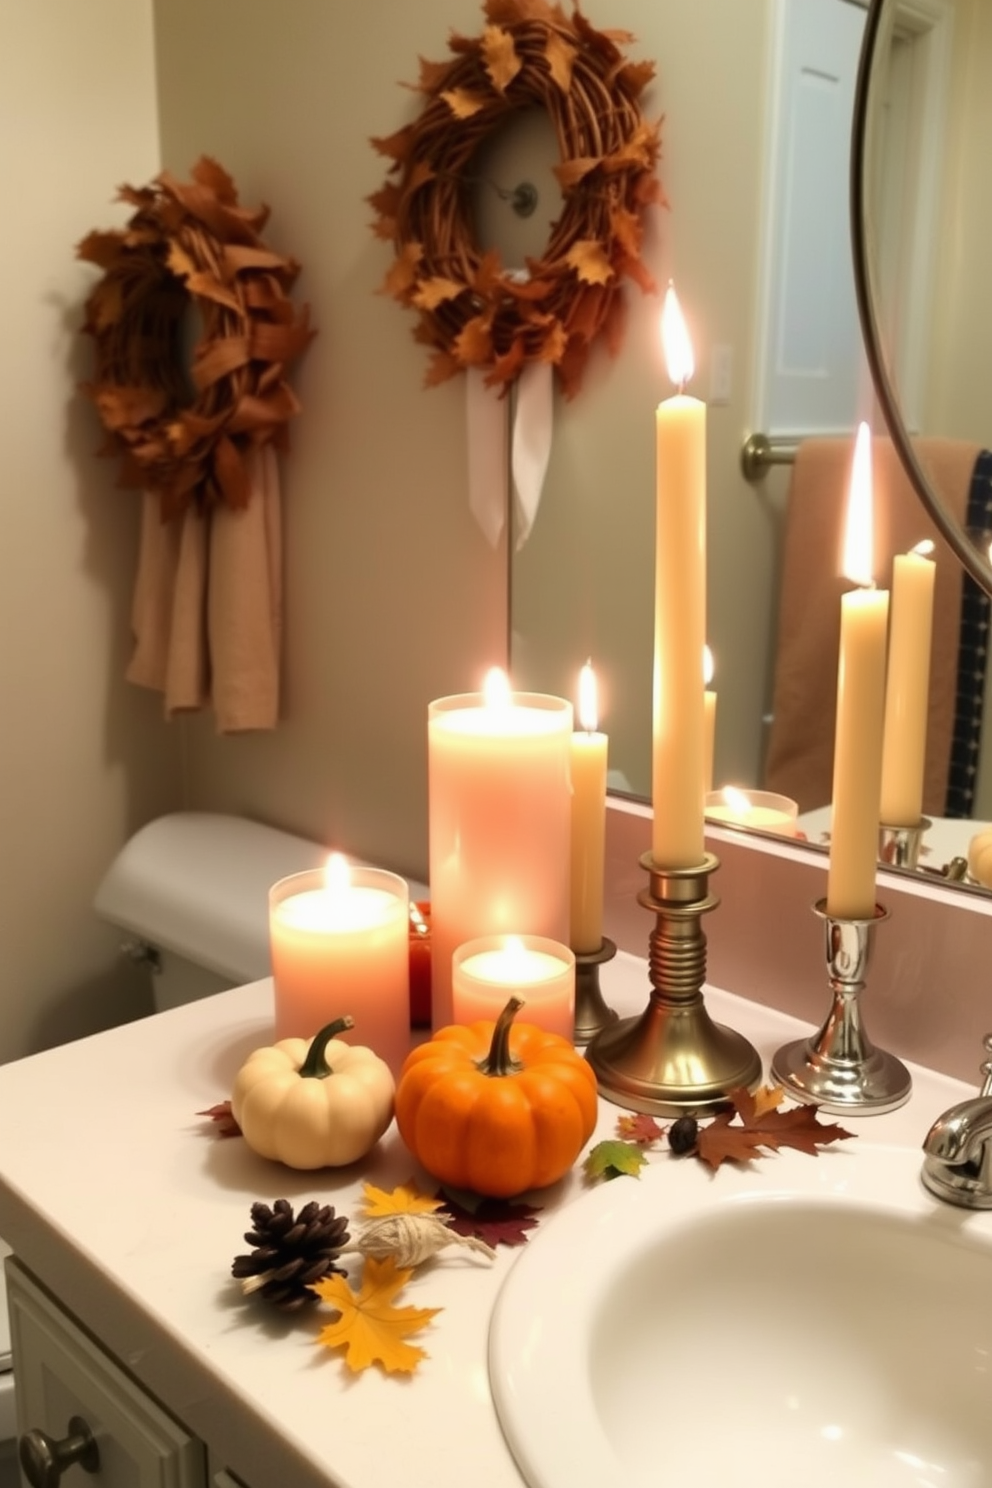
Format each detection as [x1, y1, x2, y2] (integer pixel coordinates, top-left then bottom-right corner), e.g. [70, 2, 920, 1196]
[452, 934, 575, 1040]
[703, 645, 717, 793]
[269, 855, 411, 1075]
[428, 670, 572, 1029]
[653, 285, 706, 867]
[880, 540, 936, 826]
[569, 661, 609, 954]
[827, 424, 890, 919]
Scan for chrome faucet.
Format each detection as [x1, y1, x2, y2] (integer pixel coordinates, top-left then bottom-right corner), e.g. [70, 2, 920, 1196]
[921, 1034, 992, 1209]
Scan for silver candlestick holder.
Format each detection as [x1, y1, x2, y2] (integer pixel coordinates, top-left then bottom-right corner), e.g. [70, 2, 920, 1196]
[586, 851, 762, 1116]
[878, 817, 931, 872]
[771, 898, 911, 1114]
[572, 937, 618, 1047]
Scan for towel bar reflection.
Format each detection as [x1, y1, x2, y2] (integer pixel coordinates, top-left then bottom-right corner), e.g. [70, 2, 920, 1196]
[741, 433, 801, 482]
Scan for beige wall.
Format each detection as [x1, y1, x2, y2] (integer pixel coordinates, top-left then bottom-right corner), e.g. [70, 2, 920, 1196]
[1, 1, 182, 1059]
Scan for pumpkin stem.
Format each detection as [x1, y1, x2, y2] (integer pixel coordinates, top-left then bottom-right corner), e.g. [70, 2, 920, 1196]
[479, 997, 525, 1077]
[299, 1016, 355, 1079]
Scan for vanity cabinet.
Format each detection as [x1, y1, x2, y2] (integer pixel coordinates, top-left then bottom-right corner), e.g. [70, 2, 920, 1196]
[6, 1260, 246, 1488]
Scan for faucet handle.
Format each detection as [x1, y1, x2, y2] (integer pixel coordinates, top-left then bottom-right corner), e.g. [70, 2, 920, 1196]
[979, 1033, 992, 1098]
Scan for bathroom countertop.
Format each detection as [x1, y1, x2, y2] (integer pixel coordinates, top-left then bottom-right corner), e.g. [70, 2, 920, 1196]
[0, 960, 975, 1488]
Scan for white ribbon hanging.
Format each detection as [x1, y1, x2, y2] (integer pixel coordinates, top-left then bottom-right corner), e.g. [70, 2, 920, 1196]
[465, 362, 554, 550]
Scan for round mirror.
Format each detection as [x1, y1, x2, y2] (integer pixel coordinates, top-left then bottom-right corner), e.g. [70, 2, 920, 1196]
[852, 0, 992, 598]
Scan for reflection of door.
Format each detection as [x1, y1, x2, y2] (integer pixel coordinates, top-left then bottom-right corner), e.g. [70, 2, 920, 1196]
[753, 0, 868, 436]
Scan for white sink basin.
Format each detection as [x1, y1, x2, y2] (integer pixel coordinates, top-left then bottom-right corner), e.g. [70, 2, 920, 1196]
[488, 1144, 992, 1488]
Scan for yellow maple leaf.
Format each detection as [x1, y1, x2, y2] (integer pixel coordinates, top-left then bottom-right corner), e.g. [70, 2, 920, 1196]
[313, 1257, 441, 1375]
[566, 240, 615, 286]
[361, 1180, 446, 1217]
[412, 276, 466, 310]
[751, 1083, 787, 1119]
[483, 25, 522, 94]
[544, 32, 576, 92]
[441, 87, 486, 120]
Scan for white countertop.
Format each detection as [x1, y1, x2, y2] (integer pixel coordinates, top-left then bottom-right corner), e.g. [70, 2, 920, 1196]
[0, 958, 977, 1488]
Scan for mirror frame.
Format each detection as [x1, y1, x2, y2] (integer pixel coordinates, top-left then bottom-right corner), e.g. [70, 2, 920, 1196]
[851, 0, 992, 599]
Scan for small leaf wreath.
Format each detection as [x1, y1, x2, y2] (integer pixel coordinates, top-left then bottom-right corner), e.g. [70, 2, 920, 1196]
[369, 0, 664, 398]
[76, 155, 314, 521]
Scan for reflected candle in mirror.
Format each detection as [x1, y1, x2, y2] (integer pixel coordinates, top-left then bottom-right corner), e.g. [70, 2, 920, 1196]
[452, 934, 576, 1040]
[269, 856, 411, 1075]
[428, 673, 572, 1028]
[570, 662, 608, 954]
[880, 543, 936, 827]
[705, 788, 798, 836]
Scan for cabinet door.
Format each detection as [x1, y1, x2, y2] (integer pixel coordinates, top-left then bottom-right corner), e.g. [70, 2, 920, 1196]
[7, 1261, 206, 1488]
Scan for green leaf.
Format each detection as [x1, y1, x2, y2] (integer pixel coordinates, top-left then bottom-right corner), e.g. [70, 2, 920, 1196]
[584, 1140, 648, 1182]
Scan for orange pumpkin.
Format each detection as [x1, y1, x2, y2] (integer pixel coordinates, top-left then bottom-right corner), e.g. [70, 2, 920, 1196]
[394, 996, 599, 1198]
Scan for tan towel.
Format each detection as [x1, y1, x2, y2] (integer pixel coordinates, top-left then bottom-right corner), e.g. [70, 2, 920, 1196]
[125, 446, 282, 731]
[764, 435, 980, 815]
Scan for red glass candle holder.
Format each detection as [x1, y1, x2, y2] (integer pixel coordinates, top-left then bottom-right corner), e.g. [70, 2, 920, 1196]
[409, 901, 432, 1027]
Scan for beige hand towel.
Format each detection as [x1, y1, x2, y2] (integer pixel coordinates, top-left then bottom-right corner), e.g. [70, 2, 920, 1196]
[764, 435, 980, 815]
[125, 446, 282, 730]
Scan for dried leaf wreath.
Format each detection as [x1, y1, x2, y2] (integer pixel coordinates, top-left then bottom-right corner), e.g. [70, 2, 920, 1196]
[369, 0, 664, 398]
[76, 155, 314, 521]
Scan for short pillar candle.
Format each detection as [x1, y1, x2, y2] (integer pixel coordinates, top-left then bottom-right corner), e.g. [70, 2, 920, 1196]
[269, 858, 411, 1076]
[452, 934, 576, 1041]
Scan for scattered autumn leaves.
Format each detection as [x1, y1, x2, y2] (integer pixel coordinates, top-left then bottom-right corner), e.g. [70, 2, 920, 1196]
[369, 0, 665, 398]
[585, 1085, 855, 1181]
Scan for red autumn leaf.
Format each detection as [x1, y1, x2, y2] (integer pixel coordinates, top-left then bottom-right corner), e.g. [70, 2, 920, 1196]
[439, 1192, 542, 1247]
[616, 1113, 666, 1146]
[197, 1101, 242, 1138]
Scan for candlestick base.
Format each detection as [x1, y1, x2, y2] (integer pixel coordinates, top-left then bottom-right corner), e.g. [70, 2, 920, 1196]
[878, 817, 931, 871]
[572, 938, 618, 1047]
[770, 899, 911, 1115]
[585, 853, 762, 1116]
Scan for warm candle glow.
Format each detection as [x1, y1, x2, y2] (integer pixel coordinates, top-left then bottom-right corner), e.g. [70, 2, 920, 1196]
[661, 283, 694, 390]
[721, 786, 751, 813]
[484, 667, 512, 706]
[578, 661, 598, 732]
[323, 852, 350, 896]
[843, 421, 874, 585]
[912, 539, 935, 558]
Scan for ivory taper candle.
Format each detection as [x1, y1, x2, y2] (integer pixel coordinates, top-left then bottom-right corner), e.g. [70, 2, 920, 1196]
[880, 541, 936, 826]
[569, 661, 608, 953]
[652, 285, 706, 867]
[703, 645, 716, 793]
[827, 423, 890, 919]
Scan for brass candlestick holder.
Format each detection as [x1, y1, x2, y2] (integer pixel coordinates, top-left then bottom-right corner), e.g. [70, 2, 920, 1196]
[572, 937, 618, 1046]
[586, 851, 762, 1115]
[771, 899, 911, 1114]
[878, 817, 931, 872]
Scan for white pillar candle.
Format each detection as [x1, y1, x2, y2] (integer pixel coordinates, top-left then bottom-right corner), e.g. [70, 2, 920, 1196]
[880, 542, 936, 826]
[428, 672, 572, 1028]
[452, 934, 575, 1041]
[653, 286, 706, 868]
[705, 787, 798, 836]
[827, 424, 890, 919]
[569, 662, 608, 954]
[269, 856, 411, 1075]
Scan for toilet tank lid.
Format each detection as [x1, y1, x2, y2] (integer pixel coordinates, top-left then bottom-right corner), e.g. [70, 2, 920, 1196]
[94, 813, 329, 985]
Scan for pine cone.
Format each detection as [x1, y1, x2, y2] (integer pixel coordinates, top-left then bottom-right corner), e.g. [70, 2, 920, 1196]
[232, 1199, 350, 1311]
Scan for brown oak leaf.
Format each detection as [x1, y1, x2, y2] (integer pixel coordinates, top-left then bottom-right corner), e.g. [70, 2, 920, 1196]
[483, 25, 522, 93]
[438, 1192, 541, 1247]
[313, 1257, 440, 1375]
[696, 1087, 856, 1172]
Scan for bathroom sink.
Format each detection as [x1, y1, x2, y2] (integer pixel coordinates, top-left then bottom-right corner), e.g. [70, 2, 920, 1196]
[488, 1144, 992, 1488]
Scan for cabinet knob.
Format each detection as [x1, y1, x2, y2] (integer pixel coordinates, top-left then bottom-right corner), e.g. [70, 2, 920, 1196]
[19, 1416, 100, 1488]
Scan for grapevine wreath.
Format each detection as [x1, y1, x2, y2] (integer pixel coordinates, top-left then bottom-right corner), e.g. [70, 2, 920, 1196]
[76, 156, 313, 521]
[369, 0, 664, 398]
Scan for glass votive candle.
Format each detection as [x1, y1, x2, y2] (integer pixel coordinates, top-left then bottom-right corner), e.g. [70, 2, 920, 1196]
[705, 787, 799, 837]
[269, 857, 411, 1076]
[451, 934, 576, 1041]
[408, 901, 432, 1028]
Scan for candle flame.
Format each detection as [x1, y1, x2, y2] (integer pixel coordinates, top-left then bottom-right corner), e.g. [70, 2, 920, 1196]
[703, 644, 714, 687]
[911, 539, 935, 557]
[501, 935, 528, 969]
[324, 852, 351, 896]
[578, 660, 598, 732]
[720, 786, 751, 813]
[661, 283, 694, 391]
[410, 902, 429, 936]
[842, 422, 874, 587]
[483, 666, 512, 706]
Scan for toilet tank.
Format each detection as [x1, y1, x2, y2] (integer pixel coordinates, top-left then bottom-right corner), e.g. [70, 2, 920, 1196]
[94, 812, 329, 1011]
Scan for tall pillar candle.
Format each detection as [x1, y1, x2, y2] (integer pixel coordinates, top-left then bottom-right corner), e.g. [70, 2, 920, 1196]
[879, 543, 936, 826]
[569, 662, 608, 954]
[428, 680, 572, 1027]
[653, 286, 706, 867]
[827, 424, 890, 919]
[269, 858, 411, 1076]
